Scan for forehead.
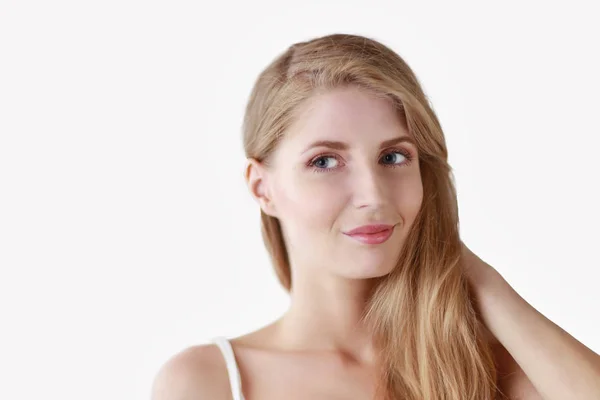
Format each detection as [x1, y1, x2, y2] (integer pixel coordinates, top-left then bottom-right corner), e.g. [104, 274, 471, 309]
[285, 86, 409, 145]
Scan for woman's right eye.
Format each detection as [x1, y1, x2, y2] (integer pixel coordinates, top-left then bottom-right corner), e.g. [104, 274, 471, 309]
[312, 156, 339, 169]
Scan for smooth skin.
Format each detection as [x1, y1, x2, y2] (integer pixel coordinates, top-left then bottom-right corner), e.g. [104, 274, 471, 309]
[151, 86, 600, 400]
[462, 243, 600, 399]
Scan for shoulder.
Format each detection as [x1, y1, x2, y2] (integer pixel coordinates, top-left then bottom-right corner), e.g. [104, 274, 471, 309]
[151, 343, 232, 400]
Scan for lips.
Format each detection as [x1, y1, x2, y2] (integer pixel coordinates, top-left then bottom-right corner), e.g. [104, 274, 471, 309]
[343, 224, 395, 245]
[344, 224, 394, 235]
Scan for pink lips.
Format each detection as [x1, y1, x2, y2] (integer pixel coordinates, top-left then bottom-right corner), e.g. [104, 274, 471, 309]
[343, 224, 395, 245]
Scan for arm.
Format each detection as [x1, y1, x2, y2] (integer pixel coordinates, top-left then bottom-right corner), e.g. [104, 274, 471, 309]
[463, 243, 600, 400]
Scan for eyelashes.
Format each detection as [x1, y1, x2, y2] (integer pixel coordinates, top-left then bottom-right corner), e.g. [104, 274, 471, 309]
[307, 148, 414, 173]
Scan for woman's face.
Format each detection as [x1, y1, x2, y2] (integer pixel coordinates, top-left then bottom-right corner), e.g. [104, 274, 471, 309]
[258, 85, 423, 279]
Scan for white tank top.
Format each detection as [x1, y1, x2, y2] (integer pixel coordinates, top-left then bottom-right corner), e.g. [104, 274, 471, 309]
[211, 336, 245, 400]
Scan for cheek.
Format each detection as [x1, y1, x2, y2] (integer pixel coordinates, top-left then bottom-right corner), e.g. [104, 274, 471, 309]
[274, 174, 344, 231]
[393, 175, 423, 219]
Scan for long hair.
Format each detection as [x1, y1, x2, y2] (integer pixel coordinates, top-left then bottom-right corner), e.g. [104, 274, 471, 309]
[242, 33, 501, 400]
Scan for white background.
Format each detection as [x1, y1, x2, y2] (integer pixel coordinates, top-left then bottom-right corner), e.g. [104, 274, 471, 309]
[1, 1, 598, 399]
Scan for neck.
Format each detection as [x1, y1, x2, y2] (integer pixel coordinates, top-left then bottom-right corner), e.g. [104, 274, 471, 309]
[273, 269, 381, 365]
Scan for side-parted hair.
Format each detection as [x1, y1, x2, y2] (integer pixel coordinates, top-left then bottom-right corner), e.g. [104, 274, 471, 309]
[242, 33, 501, 400]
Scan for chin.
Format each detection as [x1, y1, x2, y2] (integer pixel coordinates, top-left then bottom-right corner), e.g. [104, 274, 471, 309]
[341, 269, 393, 281]
[338, 258, 397, 279]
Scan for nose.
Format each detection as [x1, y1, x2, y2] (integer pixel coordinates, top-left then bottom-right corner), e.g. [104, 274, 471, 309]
[351, 164, 389, 210]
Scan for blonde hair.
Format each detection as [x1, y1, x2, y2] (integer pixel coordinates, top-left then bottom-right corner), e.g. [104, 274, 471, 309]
[242, 33, 501, 400]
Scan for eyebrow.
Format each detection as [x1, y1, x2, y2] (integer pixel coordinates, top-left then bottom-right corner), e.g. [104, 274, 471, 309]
[301, 136, 417, 155]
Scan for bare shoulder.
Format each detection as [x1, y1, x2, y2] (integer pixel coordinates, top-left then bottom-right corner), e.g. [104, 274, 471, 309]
[151, 343, 231, 400]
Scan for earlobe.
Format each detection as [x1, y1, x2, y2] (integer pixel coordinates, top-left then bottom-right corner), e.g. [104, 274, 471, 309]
[244, 158, 278, 218]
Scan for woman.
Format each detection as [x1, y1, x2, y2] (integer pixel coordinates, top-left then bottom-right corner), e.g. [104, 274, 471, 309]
[151, 33, 600, 400]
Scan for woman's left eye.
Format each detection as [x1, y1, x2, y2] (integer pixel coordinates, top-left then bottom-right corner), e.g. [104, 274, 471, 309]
[382, 151, 407, 165]
[379, 149, 413, 167]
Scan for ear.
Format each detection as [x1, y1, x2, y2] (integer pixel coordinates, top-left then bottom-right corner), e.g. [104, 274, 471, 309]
[244, 158, 278, 218]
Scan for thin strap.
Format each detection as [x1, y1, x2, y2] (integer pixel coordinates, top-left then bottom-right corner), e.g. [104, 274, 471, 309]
[211, 336, 244, 400]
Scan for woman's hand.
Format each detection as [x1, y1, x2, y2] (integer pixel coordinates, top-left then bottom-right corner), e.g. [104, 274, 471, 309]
[460, 240, 502, 292]
[460, 241, 502, 344]
[459, 240, 600, 399]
